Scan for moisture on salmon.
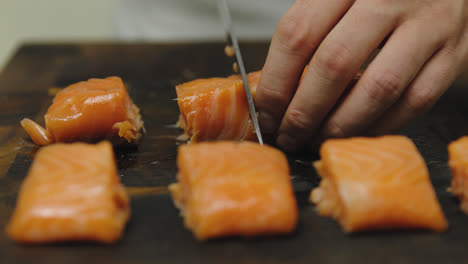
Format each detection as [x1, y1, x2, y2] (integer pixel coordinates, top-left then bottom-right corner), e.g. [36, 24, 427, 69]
[6, 141, 130, 244]
[448, 136, 468, 214]
[175, 71, 260, 142]
[310, 136, 448, 233]
[21, 77, 144, 146]
[169, 141, 298, 240]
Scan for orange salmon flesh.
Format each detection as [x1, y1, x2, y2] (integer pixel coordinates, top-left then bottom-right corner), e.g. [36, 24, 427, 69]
[175, 71, 260, 142]
[448, 136, 468, 214]
[6, 141, 130, 244]
[169, 141, 298, 240]
[21, 77, 143, 145]
[310, 136, 448, 233]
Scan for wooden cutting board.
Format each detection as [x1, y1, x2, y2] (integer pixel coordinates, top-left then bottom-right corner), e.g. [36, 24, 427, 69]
[1, 42, 468, 264]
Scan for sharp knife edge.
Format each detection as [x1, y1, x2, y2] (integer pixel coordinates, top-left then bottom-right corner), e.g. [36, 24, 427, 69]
[217, 0, 264, 145]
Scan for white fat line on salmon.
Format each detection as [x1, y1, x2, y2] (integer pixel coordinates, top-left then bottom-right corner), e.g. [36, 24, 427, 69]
[338, 147, 383, 177]
[370, 143, 423, 185]
[232, 81, 251, 140]
[209, 88, 222, 139]
[218, 85, 237, 140]
[338, 141, 420, 185]
[238, 109, 252, 141]
[185, 110, 196, 134]
[232, 83, 249, 140]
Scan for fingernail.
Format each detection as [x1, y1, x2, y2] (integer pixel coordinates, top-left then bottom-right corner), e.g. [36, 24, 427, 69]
[276, 133, 299, 152]
[258, 112, 276, 134]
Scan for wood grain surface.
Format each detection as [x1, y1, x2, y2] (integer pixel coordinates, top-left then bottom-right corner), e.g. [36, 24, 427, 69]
[1, 43, 468, 264]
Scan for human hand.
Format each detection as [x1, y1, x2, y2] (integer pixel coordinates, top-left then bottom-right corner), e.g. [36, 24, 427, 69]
[255, 0, 468, 152]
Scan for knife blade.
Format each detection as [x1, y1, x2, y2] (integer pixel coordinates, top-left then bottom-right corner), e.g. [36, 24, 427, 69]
[217, 0, 264, 145]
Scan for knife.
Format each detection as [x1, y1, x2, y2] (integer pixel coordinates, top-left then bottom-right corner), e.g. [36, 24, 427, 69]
[217, 0, 264, 145]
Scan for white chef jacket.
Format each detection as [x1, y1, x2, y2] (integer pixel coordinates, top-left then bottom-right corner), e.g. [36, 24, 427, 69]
[116, 0, 294, 41]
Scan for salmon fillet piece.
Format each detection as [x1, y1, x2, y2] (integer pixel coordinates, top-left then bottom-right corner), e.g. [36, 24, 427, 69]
[175, 69, 362, 143]
[21, 77, 143, 145]
[6, 141, 130, 244]
[448, 136, 468, 214]
[310, 136, 448, 233]
[175, 71, 260, 142]
[169, 141, 298, 240]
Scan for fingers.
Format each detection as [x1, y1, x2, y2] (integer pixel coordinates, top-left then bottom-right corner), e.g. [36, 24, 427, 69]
[276, 2, 397, 151]
[368, 45, 461, 135]
[255, 0, 354, 136]
[366, 0, 468, 135]
[320, 17, 446, 138]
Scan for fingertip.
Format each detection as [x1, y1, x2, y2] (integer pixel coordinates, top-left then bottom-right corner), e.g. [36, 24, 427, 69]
[258, 111, 277, 135]
[320, 119, 347, 139]
[367, 122, 404, 137]
[306, 137, 323, 153]
[276, 133, 302, 153]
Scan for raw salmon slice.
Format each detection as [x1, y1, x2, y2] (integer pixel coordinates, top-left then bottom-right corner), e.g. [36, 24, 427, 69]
[169, 141, 298, 240]
[448, 136, 468, 214]
[176, 71, 260, 142]
[21, 77, 143, 145]
[175, 69, 362, 143]
[6, 141, 130, 244]
[310, 136, 448, 232]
